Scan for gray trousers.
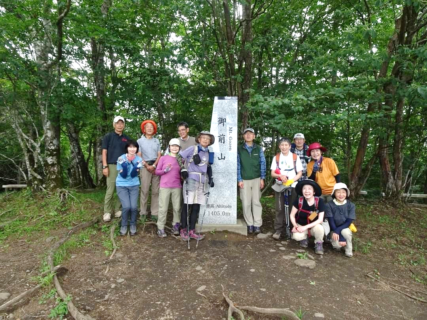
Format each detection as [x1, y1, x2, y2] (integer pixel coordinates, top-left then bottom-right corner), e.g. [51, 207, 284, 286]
[240, 178, 263, 227]
[274, 188, 297, 233]
[139, 167, 160, 216]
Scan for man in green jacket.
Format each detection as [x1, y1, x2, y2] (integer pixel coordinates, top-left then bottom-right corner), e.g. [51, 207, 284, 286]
[237, 128, 266, 234]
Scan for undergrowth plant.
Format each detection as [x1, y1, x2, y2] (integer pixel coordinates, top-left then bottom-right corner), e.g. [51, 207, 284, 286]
[49, 295, 72, 319]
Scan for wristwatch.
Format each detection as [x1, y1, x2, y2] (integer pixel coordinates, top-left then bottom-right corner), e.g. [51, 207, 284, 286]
[102, 165, 108, 169]
[152, 164, 157, 169]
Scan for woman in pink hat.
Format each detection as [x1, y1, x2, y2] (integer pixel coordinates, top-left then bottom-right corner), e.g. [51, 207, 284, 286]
[306, 142, 340, 203]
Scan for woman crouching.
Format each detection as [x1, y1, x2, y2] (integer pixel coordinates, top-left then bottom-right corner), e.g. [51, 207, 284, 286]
[325, 183, 356, 257]
[290, 180, 325, 255]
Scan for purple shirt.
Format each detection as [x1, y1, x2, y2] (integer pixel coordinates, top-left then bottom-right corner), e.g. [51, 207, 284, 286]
[155, 155, 182, 188]
[180, 145, 209, 183]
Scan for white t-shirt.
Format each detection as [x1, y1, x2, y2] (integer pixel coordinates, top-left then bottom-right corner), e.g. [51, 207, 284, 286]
[270, 152, 303, 181]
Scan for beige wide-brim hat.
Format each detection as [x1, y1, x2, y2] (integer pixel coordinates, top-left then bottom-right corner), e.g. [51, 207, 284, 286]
[196, 131, 215, 146]
[332, 182, 350, 198]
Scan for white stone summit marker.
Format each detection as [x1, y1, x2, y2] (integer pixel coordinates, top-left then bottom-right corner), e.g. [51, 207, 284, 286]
[197, 97, 247, 235]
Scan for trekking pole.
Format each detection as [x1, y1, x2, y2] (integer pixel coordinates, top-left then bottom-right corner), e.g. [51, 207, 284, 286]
[185, 180, 190, 250]
[284, 188, 291, 239]
[196, 191, 210, 249]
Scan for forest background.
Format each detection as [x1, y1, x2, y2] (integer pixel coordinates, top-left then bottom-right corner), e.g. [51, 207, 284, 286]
[0, 0, 426, 202]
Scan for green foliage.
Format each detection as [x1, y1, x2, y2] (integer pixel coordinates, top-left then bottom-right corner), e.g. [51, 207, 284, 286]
[296, 252, 308, 260]
[49, 295, 71, 320]
[0, 0, 426, 196]
[39, 289, 57, 305]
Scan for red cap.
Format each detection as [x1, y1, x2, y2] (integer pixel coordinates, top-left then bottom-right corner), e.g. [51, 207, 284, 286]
[140, 120, 157, 134]
[307, 142, 327, 156]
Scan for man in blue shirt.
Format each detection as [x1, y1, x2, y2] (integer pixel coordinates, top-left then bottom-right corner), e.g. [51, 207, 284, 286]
[237, 128, 266, 234]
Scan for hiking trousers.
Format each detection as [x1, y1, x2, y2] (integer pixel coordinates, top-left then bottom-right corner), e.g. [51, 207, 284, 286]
[292, 224, 324, 243]
[157, 187, 181, 230]
[240, 178, 262, 227]
[104, 164, 120, 214]
[139, 167, 160, 217]
[274, 188, 297, 234]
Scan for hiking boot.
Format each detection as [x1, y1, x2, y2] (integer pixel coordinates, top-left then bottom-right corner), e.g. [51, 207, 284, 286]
[151, 215, 158, 222]
[247, 225, 254, 234]
[103, 213, 111, 222]
[157, 229, 167, 238]
[254, 226, 261, 234]
[272, 232, 281, 240]
[180, 229, 189, 241]
[189, 229, 205, 241]
[172, 223, 180, 236]
[315, 242, 324, 255]
[140, 215, 147, 223]
[299, 238, 308, 248]
[120, 225, 128, 236]
[114, 210, 122, 218]
[130, 225, 137, 236]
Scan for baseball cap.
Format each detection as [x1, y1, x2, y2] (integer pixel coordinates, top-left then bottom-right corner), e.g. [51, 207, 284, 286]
[243, 128, 255, 134]
[113, 116, 125, 124]
[294, 133, 305, 139]
[169, 138, 181, 147]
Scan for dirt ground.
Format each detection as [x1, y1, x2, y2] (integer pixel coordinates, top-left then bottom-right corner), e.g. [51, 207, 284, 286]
[1, 198, 426, 320]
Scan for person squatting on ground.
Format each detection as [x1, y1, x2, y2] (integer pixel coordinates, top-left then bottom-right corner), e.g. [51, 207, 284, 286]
[271, 138, 303, 240]
[306, 142, 340, 203]
[116, 140, 143, 236]
[179, 131, 215, 241]
[137, 120, 161, 222]
[291, 133, 310, 181]
[237, 128, 266, 234]
[290, 179, 325, 255]
[325, 183, 356, 257]
[102, 116, 129, 222]
[155, 139, 183, 238]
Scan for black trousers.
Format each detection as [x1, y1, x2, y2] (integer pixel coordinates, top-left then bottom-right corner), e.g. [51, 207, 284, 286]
[181, 204, 200, 230]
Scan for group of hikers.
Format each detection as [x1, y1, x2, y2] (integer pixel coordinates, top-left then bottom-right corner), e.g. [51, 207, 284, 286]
[102, 116, 356, 257]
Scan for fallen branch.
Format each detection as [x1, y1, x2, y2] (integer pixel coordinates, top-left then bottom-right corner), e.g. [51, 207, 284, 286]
[0, 209, 13, 218]
[239, 306, 300, 319]
[0, 217, 20, 231]
[0, 266, 64, 313]
[366, 272, 426, 303]
[47, 217, 99, 320]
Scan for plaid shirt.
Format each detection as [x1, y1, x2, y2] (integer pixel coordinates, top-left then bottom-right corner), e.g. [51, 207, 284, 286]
[292, 145, 309, 181]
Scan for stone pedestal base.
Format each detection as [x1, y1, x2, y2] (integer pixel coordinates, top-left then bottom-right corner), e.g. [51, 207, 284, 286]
[197, 219, 247, 236]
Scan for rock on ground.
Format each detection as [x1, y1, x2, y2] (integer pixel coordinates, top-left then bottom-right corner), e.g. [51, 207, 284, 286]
[256, 232, 272, 239]
[0, 292, 11, 301]
[294, 259, 316, 269]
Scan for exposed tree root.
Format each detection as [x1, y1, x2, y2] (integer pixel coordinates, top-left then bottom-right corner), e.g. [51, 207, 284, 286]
[221, 285, 300, 320]
[238, 306, 301, 319]
[366, 272, 427, 303]
[0, 266, 66, 313]
[109, 224, 118, 260]
[47, 217, 99, 320]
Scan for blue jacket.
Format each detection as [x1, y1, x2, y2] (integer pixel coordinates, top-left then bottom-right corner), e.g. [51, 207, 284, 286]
[116, 154, 143, 187]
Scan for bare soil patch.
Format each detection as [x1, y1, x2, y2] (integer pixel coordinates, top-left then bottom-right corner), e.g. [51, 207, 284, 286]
[1, 198, 426, 320]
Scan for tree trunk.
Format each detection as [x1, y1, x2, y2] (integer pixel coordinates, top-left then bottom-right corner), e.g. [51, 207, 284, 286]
[90, 0, 112, 186]
[66, 123, 96, 189]
[238, 0, 252, 131]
